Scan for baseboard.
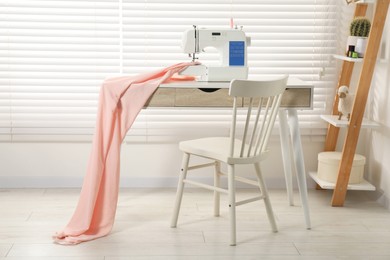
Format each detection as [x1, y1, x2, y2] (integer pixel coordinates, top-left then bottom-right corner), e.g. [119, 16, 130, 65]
[0, 176, 84, 188]
[374, 190, 390, 210]
[0, 176, 289, 189]
[362, 186, 390, 210]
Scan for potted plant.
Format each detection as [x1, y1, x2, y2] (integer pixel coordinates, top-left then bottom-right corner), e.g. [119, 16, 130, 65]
[346, 17, 371, 58]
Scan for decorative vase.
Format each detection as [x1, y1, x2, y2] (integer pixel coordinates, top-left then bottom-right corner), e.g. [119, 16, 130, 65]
[355, 37, 368, 58]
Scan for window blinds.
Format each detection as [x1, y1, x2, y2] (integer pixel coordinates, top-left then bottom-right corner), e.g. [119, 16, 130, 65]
[0, 0, 338, 142]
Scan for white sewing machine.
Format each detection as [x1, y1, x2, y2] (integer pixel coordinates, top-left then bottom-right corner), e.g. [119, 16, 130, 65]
[180, 26, 251, 82]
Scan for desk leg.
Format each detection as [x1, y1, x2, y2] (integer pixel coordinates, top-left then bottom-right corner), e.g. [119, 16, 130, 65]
[278, 110, 294, 206]
[287, 109, 311, 229]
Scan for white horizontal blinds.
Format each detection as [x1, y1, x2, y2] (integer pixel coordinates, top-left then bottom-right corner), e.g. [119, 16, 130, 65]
[124, 0, 338, 140]
[0, 0, 120, 138]
[121, 0, 338, 71]
[0, 0, 339, 141]
[244, 0, 337, 132]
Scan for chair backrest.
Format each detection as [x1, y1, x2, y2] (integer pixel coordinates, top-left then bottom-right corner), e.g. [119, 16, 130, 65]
[228, 75, 288, 159]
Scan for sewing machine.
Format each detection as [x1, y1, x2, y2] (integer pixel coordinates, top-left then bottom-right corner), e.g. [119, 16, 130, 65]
[180, 26, 251, 81]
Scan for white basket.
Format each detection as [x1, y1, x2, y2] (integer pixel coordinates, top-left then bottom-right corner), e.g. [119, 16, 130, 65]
[317, 151, 365, 184]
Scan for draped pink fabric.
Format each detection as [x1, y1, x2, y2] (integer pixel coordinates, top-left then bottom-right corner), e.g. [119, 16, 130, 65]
[53, 62, 197, 245]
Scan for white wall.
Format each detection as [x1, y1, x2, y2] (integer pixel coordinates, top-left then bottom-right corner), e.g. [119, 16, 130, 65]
[0, 137, 323, 190]
[365, 9, 390, 209]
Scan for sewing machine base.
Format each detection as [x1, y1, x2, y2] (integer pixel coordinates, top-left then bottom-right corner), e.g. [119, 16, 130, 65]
[180, 65, 248, 82]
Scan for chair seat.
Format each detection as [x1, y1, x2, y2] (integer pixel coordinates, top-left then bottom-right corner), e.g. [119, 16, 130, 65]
[180, 137, 267, 164]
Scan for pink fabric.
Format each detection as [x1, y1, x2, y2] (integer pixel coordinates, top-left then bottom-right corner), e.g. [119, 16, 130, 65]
[53, 62, 197, 245]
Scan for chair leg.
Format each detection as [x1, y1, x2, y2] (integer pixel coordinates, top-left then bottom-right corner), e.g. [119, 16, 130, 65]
[227, 164, 236, 246]
[213, 161, 221, 217]
[171, 152, 190, 228]
[254, 162, 278, 232]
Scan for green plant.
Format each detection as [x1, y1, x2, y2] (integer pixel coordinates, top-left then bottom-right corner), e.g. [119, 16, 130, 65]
[350, 17, 371, 37]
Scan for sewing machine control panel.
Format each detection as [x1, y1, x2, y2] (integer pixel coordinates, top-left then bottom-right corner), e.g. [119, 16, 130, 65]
[229, 41, 245, 66]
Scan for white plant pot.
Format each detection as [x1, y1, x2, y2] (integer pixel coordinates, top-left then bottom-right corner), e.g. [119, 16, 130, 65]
[355, 37, 368, 58]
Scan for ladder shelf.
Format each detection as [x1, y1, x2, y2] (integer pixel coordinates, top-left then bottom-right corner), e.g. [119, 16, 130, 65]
[313, 1, 389, 206]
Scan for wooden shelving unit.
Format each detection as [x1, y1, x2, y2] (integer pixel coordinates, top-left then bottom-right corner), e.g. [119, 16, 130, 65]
[311, 1, 390, 206]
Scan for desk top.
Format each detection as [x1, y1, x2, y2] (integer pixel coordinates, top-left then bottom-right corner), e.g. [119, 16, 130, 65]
[160, 77, 313, 89]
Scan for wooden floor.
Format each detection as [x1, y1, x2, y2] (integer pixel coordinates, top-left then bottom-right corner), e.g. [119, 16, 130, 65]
[0, 188, 390, 259]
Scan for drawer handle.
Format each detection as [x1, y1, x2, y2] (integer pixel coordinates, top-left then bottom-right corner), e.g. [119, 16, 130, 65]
[198, 88, 220, 93]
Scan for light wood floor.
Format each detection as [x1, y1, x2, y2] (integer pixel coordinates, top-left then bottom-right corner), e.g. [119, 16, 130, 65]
[0, 188, 390, 259]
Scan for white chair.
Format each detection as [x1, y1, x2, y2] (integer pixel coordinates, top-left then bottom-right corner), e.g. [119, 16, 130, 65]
[171, 75, 288, 246]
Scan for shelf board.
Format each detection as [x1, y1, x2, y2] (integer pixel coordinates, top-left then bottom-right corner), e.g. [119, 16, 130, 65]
[309, 172, 376, 191]
[321, 115, 380, 129]
[333, 54, 364, 63]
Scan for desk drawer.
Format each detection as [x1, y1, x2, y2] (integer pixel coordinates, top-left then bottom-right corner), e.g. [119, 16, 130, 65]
[145, 88, 175, 107]
[281, 88, 311, 108]
[242, 88, 312, 109]
[175, 88, 241, 107]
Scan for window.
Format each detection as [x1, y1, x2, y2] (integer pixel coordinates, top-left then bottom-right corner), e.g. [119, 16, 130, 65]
[0, 0, 338, 142]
